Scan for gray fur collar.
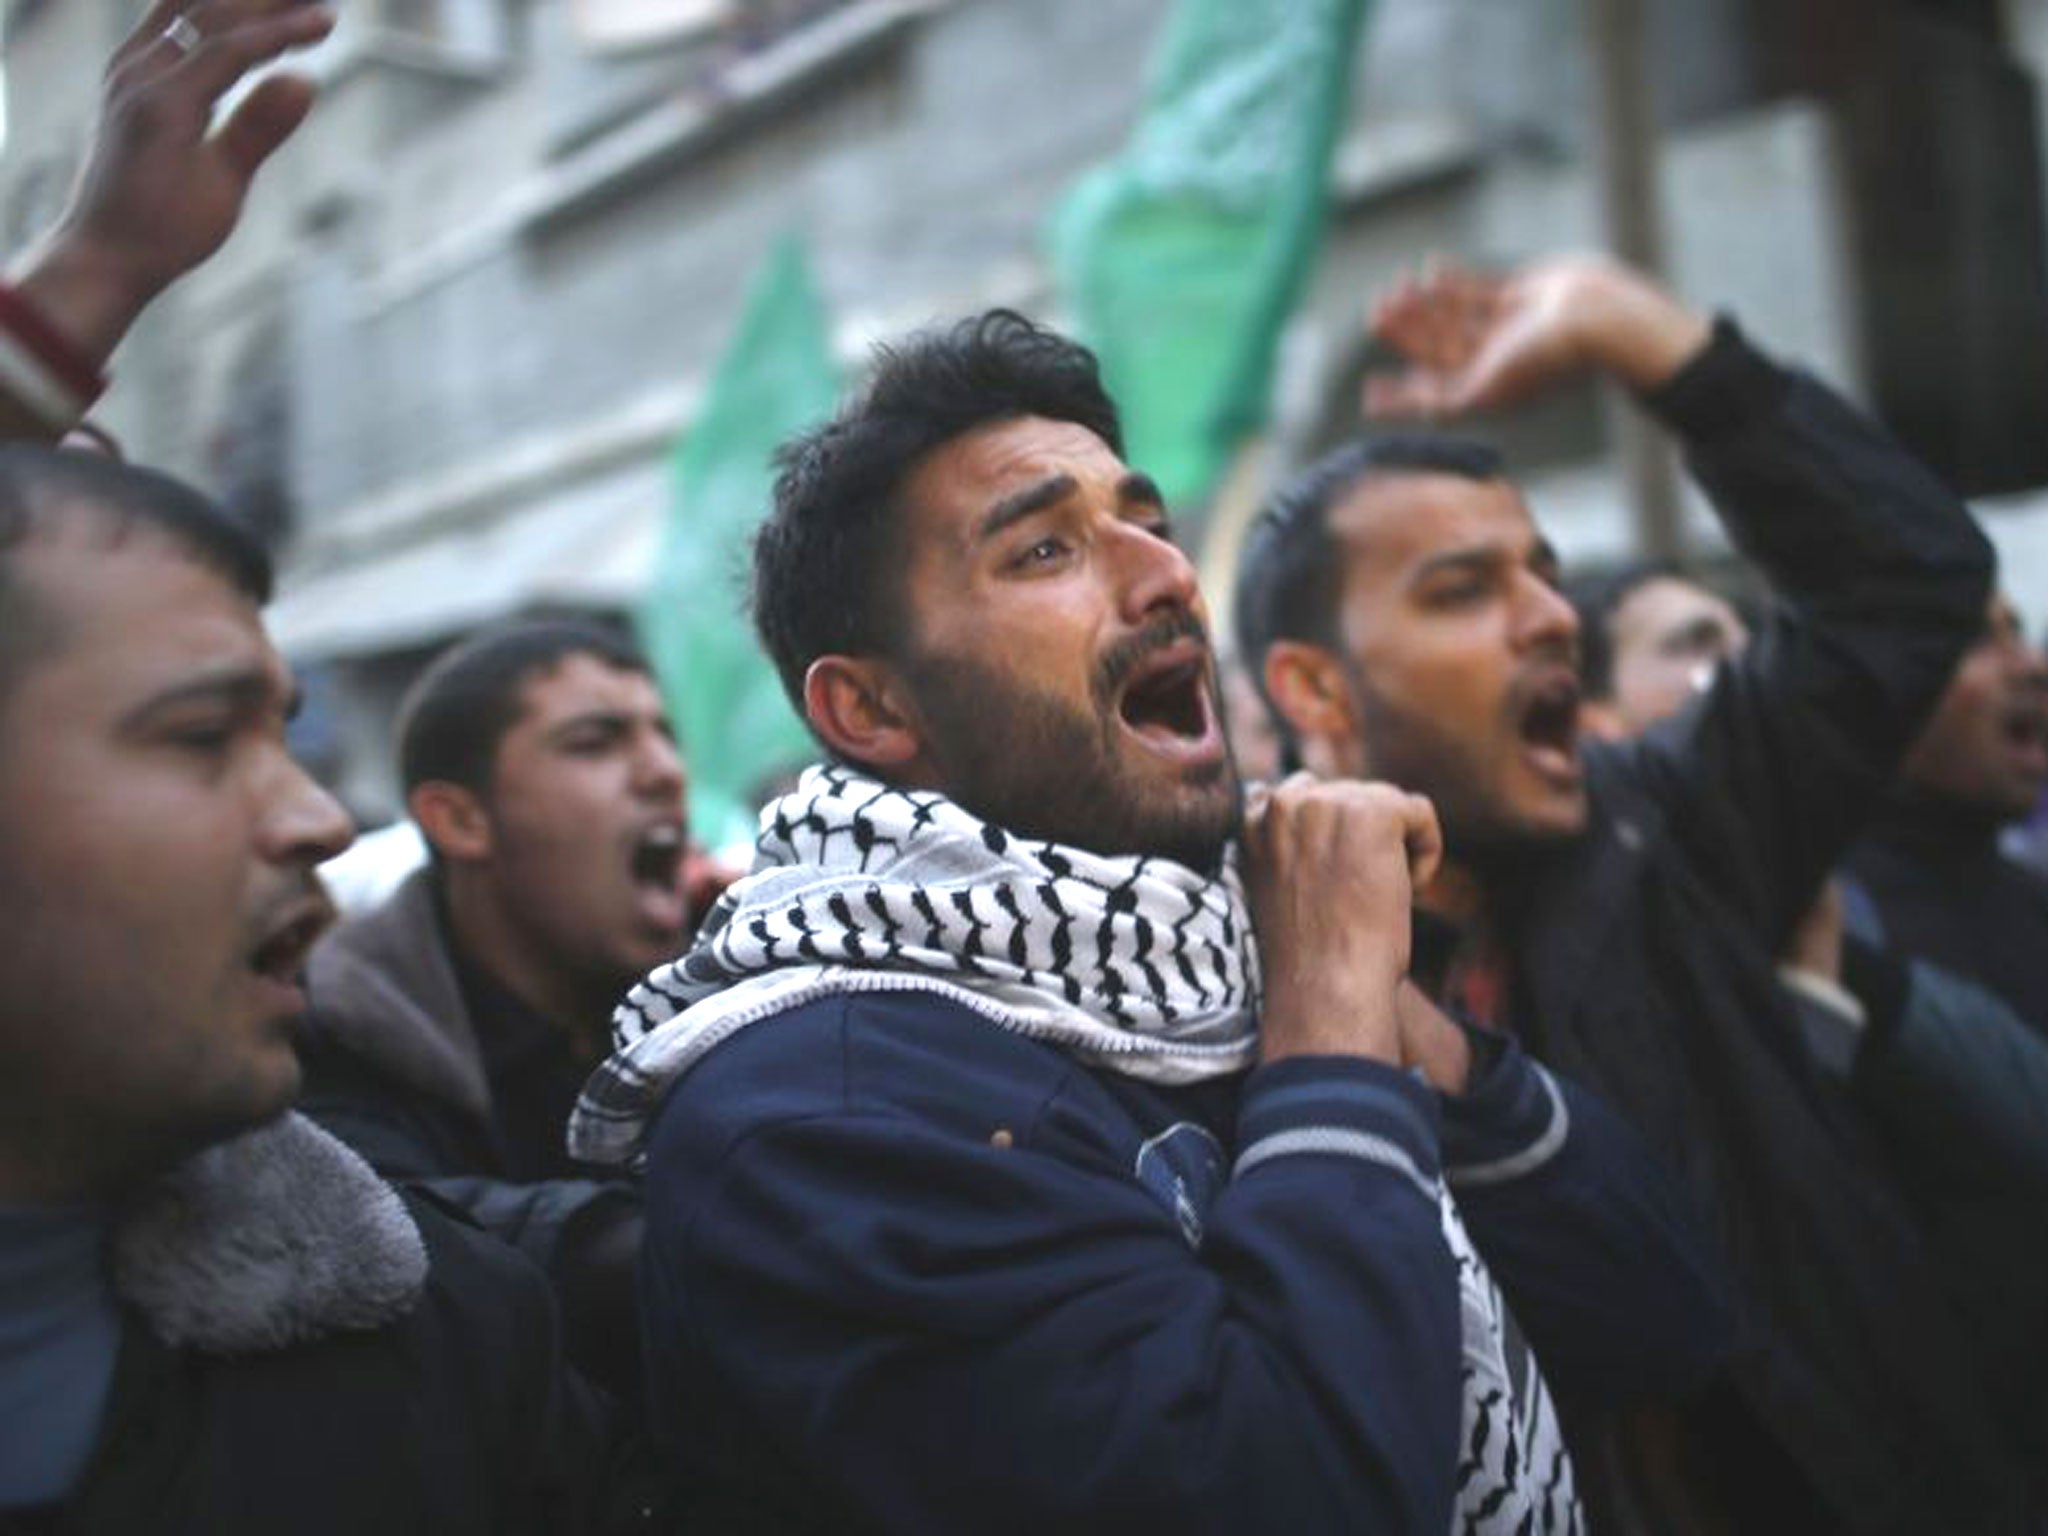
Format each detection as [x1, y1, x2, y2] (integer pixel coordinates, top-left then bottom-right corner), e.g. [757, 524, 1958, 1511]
[110, 1112, 428, 1355]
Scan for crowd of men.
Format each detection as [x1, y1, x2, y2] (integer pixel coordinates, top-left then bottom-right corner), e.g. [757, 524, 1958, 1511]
[3, 3, 2046, 1532]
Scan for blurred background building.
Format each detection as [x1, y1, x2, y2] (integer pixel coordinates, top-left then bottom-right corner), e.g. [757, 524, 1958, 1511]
[6, 0, 2048, 825]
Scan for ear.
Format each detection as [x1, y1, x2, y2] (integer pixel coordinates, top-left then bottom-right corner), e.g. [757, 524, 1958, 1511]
[1262, 640, 1366, 780]
[408, 780, 494, 863]
[802, 655, 926, 773]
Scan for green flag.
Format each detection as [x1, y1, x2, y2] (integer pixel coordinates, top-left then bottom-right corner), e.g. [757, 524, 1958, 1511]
[1049, 0, 1370, 508]
[636, 234, 840, 849]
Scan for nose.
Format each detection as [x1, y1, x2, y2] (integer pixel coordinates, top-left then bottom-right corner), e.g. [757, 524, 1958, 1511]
[262, 752, 356, 866]
[634, 727, 689, 805]
[1513, 572, 1580, 656]
[1112, 518, 1203, 626]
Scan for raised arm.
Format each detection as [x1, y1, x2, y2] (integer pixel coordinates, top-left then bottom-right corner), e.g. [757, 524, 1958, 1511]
[1362, 254, 1710, 418]
[2, 0, 333, 440]
[1368, 254, 1994, 947]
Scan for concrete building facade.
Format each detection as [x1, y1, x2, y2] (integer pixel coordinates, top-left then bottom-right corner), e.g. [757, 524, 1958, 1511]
[6, 0, 2047, 816]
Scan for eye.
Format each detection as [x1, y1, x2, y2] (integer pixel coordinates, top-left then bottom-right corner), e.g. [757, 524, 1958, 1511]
[1010, 534, 1071, 571]
[1426, 574, 1489, 608]
[171, 723, 236, 754]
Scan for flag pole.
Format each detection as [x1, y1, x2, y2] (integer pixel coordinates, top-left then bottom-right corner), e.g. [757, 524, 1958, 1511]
[1585, 0, 1686, 562]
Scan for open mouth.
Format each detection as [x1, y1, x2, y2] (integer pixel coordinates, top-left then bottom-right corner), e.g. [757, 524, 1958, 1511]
[629, 824, 685, 891]
[2001, 702, 2048, 770]
[249, 901, 334, 986]
[1518, 671, 1583, 782]
[1113, 639, 1221, 763]
[1120, 654, 1210, 739]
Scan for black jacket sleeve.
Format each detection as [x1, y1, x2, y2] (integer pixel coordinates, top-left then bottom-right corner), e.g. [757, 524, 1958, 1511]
[1439, 1030, 1734, 1404]
[1623, 321, 1995, 949]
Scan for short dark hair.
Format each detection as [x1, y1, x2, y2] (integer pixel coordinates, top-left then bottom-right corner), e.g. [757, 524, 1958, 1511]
[1563, 560, 1684, 701]
[0, 445, 272, 707]
[397, 618, 650, 797]
[751, 308, 1123, 713]
[1232, 433, 1504, 665]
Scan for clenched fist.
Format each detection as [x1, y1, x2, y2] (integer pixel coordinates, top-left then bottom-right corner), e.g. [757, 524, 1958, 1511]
[1241, 774, 1441, 1065]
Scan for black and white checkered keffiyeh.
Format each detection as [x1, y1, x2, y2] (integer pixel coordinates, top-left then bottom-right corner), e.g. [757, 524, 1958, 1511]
[568, 762, 1263, 1167]
[566, 761, 1580, 1533]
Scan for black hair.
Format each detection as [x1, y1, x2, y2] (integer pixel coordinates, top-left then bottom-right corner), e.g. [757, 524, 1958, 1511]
[750, 308, 1123, 713]
[0, 445, 272, 704]
[397, 618, 651, 797]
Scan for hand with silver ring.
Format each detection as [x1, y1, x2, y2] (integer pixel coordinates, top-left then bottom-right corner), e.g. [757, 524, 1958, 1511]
[4, 0, 335, 375]
[161, 13, 202, 57]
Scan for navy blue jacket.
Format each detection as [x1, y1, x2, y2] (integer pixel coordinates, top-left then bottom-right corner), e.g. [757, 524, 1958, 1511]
[637, 988, 1729, 1535]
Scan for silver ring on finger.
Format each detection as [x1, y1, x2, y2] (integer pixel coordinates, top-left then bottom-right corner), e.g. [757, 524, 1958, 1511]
[162, 13, 202, 57]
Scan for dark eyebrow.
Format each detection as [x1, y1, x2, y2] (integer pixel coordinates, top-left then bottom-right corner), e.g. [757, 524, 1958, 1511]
[1119, 472, 1166, 513]
[119, 666, 280, 734]
[545, 709, 632, 742]
[1414, 537, 1558, 586]
[1659, 615, 1737, 654]
[1411, 544, 1503, 585]
[977, 474, 1077, 543]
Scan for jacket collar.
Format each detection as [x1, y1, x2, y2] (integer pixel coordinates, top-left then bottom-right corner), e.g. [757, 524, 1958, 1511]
[110, 1112, 427, 1355]
[305, 867, 493, 1122]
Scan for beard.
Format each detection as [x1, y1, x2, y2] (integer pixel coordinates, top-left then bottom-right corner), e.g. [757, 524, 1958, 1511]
[1344, 657, 1587, 863]
[897, 622, 1243, 874]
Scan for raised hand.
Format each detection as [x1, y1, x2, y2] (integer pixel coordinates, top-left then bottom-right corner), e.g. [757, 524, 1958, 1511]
[1363, 255, 1712, 421]
[1241, 773, 1442, 1065]
[12, 0, 336, 368]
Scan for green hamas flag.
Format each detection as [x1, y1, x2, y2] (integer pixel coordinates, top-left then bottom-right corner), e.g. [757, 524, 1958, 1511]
[636, 234, 840, 850]
[1049, 0, 1369, 508]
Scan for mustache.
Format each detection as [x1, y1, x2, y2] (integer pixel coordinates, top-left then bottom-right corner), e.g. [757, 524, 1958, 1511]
[1093, 610, 1213, 705]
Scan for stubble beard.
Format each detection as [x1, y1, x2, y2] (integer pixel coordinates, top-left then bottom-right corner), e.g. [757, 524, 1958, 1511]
[899, 646, 1242, 874]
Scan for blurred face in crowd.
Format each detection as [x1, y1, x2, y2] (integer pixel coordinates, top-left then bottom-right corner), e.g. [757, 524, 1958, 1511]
[1586, 575, 1749, 740]
[465, 655, 693, 999]
[0, 511, 353, 1202]
[1901, 594, 2048, 820]
[1267, 471, 1586, 856]
[880, 414, 1240, 871]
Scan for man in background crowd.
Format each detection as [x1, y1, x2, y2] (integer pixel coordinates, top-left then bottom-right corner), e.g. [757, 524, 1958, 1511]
[299, 619, 711, 1402]
[1235, 254, 2040, 1530]
[1844, 593, 2048, 1028]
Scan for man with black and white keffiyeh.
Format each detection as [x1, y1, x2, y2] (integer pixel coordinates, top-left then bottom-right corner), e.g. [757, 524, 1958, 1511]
[571, 312, 1731, 1535]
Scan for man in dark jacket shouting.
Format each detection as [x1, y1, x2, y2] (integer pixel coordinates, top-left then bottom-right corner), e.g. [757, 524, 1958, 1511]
[0, 447, 604, 1532]
[299, 618, 704, 1402]
[569, 308, 1729, 1533]
[1235, 256, 2040, 1531]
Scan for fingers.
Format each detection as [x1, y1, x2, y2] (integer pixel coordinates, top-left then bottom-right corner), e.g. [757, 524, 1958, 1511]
[173, 3, 335, 107]
[1245, 774, 1437, 884]
[116, 3, 333, 104]
[1399, 792, 1443, 890]
[1370, 260, 1500, 366]
[1361, 259, 1508, 421]
[1361, 369, 1455, 421]
[214, 72, 316, 182]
